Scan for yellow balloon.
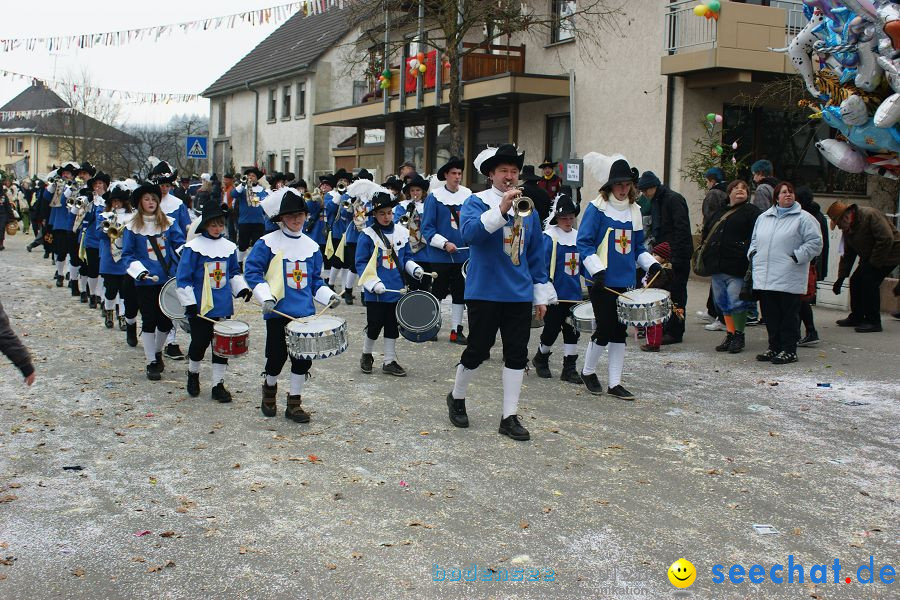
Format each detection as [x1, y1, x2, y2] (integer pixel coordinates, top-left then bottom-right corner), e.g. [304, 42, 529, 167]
[418, 64, 427, 73]
[693, 4, 707, 16]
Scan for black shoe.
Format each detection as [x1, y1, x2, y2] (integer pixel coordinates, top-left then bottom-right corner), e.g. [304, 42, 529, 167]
[25, 244, 33, 253]
[854, 323, 883, 333]
[70, 281, 79, 297]
[118, 316, 127, 331]
[756, 350, 777, 362]
[44, 251, 51, 259]
[728, 331, 745, 354]
[343, 288, 354, 305]
[607, 384, 636, 401]
[285, 394, 310, 423]
[146, 362, 161, 381]
[155, 352, 165, 372]
[211, 381, 232, 403]
[453, 326, 467, 345]
[771, 351, 798, 365]
[382, 361, 407, 377]
[446, 393, 469, 428]
[104, 309, 114, 329]
[498, 415, 530, 441]
[186, 371, 200, 397]
[164, 343, 184, 360]
[89, 295, 98, 309]
[80, 291, 89, 303]
[560, 355, 582, 384]
[531, 349, 552, 379]
[55, 275, 64, 287]
[836, 316, 862, 327]
[261, 382, 277, 417]
[360, 353, 374, 374]
[715, 332, 734, 352]
[797, 331, 820, 347]
[660, 334, 682, 345]
[745, 315, 760, 326]
[892, 311, 900, 320]
[126, 323, 138, 347]
[580, 372, 604, 395]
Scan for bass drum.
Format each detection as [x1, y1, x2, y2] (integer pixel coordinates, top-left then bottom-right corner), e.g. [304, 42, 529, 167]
[396, 290, 442, 343]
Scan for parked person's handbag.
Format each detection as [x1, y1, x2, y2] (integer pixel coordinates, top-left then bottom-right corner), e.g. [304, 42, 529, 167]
[739, 251, 756, 302]
[799, 264, 817, 302]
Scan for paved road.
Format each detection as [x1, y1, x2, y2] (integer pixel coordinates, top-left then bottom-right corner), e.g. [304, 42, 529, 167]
[0, 240, 897, 599]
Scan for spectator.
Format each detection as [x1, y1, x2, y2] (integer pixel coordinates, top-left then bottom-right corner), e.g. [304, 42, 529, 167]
[749, 182, 823, 364]
[697, 167, 729, 328]
[640, 242, 674, 352]
[536, 159, 563, 198]
[0, 184, 16, 251]
[827, 201, 900, 333]
[750, 159, 778, 211]
[796, 186, 829, 346]
[398, 161, 417, 184]
[636, 171, 693, 344]
[0, 298, 35, 386]
[520, 165, 553, 228]
[699, 180, 761, 354]
[173, 175, 193, 207]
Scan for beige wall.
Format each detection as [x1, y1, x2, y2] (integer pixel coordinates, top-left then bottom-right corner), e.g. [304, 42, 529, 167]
[0, 135, 67, 176]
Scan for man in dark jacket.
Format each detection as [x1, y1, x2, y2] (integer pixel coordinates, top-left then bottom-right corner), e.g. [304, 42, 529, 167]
[520, 165, 553, 228]
[0, 299, 35, 386]
[827, 201, 900, 332]
[637, 171, 693, 343]
[750, 159, 779, 211]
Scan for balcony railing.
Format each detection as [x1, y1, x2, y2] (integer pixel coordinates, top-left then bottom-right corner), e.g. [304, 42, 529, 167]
[664, 0, 805, 55]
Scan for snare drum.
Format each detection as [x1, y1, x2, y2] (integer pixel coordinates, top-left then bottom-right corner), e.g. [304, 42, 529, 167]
[570, 301, 596, 332]
[615, 288, 672, 326]
[285, 316, 348, 360]
[158, 277, 186, 321]
[396, 291, 441, 342]
[212, 320, 250, 358]
[461, 259, 469, 280]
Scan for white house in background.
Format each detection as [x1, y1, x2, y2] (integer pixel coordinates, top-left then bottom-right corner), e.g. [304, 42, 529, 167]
[201, 6, 358, 182]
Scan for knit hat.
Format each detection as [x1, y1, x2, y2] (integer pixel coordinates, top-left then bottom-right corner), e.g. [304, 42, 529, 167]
[750, 159, 773, 175]
[652, 241, 671, 262]
[826, 201, 851, 230]
[704, 167, 725, 182]
[637, 171, 662, 191]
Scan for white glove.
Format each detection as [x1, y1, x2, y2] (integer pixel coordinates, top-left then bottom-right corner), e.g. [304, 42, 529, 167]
[262, 300, 276, 315]
[373, 282, 386, 294]
[412, 267, 424, 280]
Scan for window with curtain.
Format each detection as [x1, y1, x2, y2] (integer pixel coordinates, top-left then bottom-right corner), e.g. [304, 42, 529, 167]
[546, 114, 571, 166]
[296, 81, 306, 116]
[267, 89, 277, 121]
[282, 86, 291, 118]
[551, 0, 576, 44]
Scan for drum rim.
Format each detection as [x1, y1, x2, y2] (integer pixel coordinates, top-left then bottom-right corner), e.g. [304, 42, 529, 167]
[396, 290, 441, 333]
[286, 316, 347, 334]
[571, 301, 594, 319]
[158, 278, 185, 320]
[214, 319, 250, 334]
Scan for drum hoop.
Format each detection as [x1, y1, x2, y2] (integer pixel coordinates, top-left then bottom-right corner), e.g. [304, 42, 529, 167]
[214, 319, 250, 334]
[286, 316, 346, 336]
[571, 301, 594, 319]
[158, 278, 184, 320]
[396, 291, 441, 332]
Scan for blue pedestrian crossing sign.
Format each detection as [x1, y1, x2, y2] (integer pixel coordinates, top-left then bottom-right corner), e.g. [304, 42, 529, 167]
[186, 136, 208, 159]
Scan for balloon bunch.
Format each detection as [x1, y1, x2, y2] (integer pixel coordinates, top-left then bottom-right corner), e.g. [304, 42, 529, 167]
[773, 1, 900, 179]
[693, 0, 721, 20]
[408, 52, 427, 77]
[377, 68, 392, 90]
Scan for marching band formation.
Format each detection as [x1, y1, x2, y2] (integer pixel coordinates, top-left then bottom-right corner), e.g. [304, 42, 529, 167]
[19, 146, 676, 442]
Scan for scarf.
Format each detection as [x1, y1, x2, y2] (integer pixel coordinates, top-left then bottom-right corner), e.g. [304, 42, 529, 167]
[607, 195, 631, 212]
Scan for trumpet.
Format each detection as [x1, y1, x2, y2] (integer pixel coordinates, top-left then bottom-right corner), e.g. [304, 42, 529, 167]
[303, 191, 312, 201]
[341, 198, 353, 210]
[398, 213, 411, 226]
[240, 175, 249, 185]
[311, 187, 322, 202]
[102, 216, 124, 239]
[514, 195, 534, 218]
[336, 182, 348, 194]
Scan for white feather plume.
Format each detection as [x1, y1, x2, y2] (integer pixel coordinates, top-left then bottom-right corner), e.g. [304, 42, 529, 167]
[147, 156, 161, 168]
[260, 187, 290, 219]
[543, 193, 562, 230]
[347, 178, 388, 202]
[110, 178, 139, 194]
[427, 173, 441, 193]
[473, 146, 497, 173]
[583, 152, 626, 190]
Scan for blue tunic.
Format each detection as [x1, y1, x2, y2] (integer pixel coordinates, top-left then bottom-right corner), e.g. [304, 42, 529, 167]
[121, 217, 185, 286]
[421, 185, 470, 264]
[543, 226, 582, 302]
[304, 197, 326, 244]
[175, 233, 246, 318]
[355, 224, 418, 304]
[324, 191, 346, 240]
[576, 199, 654, 288]
[80, 201, 104, 250]
[230, 184, 268, 225]
[97, 209, 132, 275]
[47, 185, 75, 231]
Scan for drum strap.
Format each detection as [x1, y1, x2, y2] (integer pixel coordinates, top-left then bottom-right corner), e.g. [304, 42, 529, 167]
[148, 235, 171, 278]
[448, 206, 460, 229]
[375, 227, 409, 286]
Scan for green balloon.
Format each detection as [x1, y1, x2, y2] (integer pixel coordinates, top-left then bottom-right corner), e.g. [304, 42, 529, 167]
[382, 68, 391, 78]
[716, 145, 724, 154]
[706, 113, 716, 121]
[708, 0, 721, 12]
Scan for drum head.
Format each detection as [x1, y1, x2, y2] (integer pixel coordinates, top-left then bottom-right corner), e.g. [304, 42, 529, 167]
[214, 319, 250, 335]
[619, 287, 670, 306]
[396, 291, 440, 332]
[158, 278, 185, 320]
[572, 301, 594, 319]
[287, 315, 345, 334]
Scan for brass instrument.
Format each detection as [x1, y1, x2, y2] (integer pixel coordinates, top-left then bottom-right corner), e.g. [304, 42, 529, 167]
[310, 187, 322, 202]
[398, 213, 411, 226]
[508, 185, 534, 266]
[336, 182, 348, 194]
[102, 213, 124, 239]
[352, 198, 368, 231]
[303, 191, 312, 200]
[341, 198, 353, 210]
[49, 180, 64, 208]
[239, 175, 249, 185]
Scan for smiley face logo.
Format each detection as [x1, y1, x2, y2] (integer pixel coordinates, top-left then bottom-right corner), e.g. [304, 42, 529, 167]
[668, 558, 696, 588]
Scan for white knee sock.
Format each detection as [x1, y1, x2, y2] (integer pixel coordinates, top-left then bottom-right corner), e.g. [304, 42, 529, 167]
[329, 266, 338, 283]
[80, 275, 87, 289]
[383, 338, 396, 364]
[344, 270, 357, 289]
[265, 374, 278, 386]
[68, 264, 79, 280]
[56, 261, 65, 277]
[125, 316, 136, 325]
[363, 336, 375, 354]
[451, 304, 465, 329]
[501, 367, 525, 418]
[339, 269, 349, 288]
[211, 362, 226, 385]
[141, 332, 156, 363]
[237, 249, 248, 265]
[188, 360, 201, 373]
[608, 342, 626, 388]
[564, 343, 578, 357]
[117, 297, 125, 315]
[539, 343, 552, 354]
[155, 329, 168, 352]
[104, 297, 116, 311]
[97, 276, 105, 297]
[452, 363, 476, 400]
[88, 277, 99, 296]
[167, 328, 176, 345]
[289, 372, 306, 395]
[581, 341, 606, 376]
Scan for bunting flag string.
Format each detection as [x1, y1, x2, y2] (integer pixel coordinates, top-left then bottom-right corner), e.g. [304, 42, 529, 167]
[0, 107, 77, 121]
[0, 67, 200, 104]
[0, 0, 344, 53]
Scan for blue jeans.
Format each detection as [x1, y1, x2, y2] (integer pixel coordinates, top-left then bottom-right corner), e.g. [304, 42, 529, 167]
[711, 273, 750, 315]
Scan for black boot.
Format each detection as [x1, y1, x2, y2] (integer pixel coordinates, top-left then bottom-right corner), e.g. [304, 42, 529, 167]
[126, 323, 138, 347]
[80, 291, 89, 303]
[261, 381, 277, 417]
[146, 362, 161, 381]
[343, 288, 354, 305]
[89, 295, 98, 309]
[445, 393, 469, 428]
[285, 394, 310, 423]
[104, 309, 114, 329]
[186, 371, 200, 397]
[155, 352, 165, 372]
[70, 280, 80, 297]
[715, 332, 734, 352]
[728, 331, 745, 354]
[55, 274, 64, 287]
[118, 315, 127, 331]
[211, 381, 232, 403]
[531, 349, 552, 378]
[453, 326, 467, 345]
[498, 415, 530, 441]
[560, 355, 581, 383]
[360, 353, 374, 374]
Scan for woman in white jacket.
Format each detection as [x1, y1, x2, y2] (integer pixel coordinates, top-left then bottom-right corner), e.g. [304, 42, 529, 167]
[749, 182, 823, 364]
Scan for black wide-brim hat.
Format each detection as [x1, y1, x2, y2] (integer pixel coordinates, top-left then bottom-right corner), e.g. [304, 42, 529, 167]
[366, 192, 400, 216]
[243, 167, 264, 179]
[604, 158, 634, 190]
[436, 156, 465, 181]
[318, 174, 337, 188]
[549, 194, 579, 225]
[403, 174, 429, 194]
[76, 161, 97, 177]
[354, 168, 374, 181]
[382, 176, 403, 193]
[197, 200, 228, 231]
[538, 159, 556, 170]
[87, 171, 111, 188]
[520, 165, 542, 182]
[334, 168, 353, 182]
[268, 189, 308, 222]
[149, 160, 177, 184]
[268, 171, 287, 185]
[131, 182, 162, 204]
[108, 185, 132, 203]
[478, 144, 524, 176]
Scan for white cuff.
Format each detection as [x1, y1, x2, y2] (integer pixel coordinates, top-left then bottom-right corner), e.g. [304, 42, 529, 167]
[582, 253, 604, 276]
[127, 261, 147, 279]
[176, 285, 196, 307]
[533, 282, 557, 306]
[235, 184, 245, 193]
[252, 282, 274, 304]
[314, 285, 338, 306]
[405, 260, 422, 277]
[637, 252, 656, 271]
[480, 207, 508, 234]
[230, 274, 248, 296]
[362, 277, 382, 293]
[430, 233, 449, 250]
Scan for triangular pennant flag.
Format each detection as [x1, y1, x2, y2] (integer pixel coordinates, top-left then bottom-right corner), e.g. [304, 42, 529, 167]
[357, 244, 379, 289]
[264, 250, 285, 303]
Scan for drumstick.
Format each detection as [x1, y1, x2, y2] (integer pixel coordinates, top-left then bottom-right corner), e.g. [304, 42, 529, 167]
[195, 314, 216, 324]
[603, 286, 634, 301]
[251, 299, 302, 322]
[644, 271, 661, 289]
[556, 299, 583, 303]
[382, 287, 408, 294]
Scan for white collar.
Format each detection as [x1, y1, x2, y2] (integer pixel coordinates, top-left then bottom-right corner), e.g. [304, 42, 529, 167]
[431, 184, 472, 206]
[590, 195, 643, 231]
[251, 184, 264, 193]
[260, 229, 319, 262]
[544, 225, 577, 246]
[160, 193, 183, 215]
[92, 195, 105, 206]
[362, 225, 410, 250]
[184, 235, 237, 259]
[475, 187, 515, 216]
[123, 214, 175, 236]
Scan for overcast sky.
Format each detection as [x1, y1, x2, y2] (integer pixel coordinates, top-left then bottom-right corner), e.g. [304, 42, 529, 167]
[0, 0, 288, 126]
